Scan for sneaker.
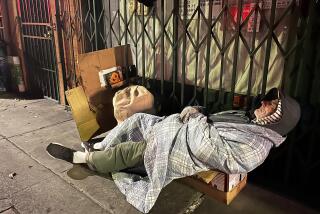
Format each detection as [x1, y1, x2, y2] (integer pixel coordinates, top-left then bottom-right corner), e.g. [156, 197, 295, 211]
[46, 143, 76, 163]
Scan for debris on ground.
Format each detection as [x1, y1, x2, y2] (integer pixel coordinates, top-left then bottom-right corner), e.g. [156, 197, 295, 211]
[182, 193, 205, 214]
[8, 172, 17, 179]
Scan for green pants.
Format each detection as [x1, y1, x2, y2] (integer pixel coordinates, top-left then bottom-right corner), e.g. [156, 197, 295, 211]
[86, 141, 147, 174]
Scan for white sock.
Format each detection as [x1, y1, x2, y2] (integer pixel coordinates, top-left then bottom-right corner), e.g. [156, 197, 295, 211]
[93, 142, 104, 150]
[73, 151, 87, 163]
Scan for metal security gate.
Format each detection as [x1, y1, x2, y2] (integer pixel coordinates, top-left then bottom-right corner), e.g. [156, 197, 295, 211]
[18, 0, 60, 101]
[58, 0, 310, 111]
[55, 0, 320, 210]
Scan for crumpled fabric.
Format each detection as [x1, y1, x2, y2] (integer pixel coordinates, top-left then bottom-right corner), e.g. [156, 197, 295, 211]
[100, 109, 285, 213]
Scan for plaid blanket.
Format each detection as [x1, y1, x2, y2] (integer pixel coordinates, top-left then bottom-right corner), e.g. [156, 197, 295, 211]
[100, 109, 285, 213]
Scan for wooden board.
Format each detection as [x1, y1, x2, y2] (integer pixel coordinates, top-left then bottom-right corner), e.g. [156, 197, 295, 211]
[179, 176, 247, 205]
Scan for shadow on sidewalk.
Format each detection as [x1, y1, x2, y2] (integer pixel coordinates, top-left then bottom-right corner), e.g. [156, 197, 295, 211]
[0, 91, 41, 100]
[66, 164, 113, 181]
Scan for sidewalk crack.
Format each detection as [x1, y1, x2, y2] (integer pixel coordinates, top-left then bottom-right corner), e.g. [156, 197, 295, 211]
[7, 119, 73, 139]
[9, 176, 54, 197]
[0, 206, 14, 213]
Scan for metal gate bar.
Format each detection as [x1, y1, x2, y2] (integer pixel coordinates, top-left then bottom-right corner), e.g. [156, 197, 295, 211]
[261, 0, 276, 96]
[246, 0, 259, 110]
[171, 1, 178, 104]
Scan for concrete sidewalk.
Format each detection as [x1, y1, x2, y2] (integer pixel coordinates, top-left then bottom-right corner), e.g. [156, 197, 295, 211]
[0, 94, 318, 214]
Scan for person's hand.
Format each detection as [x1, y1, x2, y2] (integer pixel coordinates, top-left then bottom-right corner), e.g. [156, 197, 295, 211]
[180, 106, 203, 123]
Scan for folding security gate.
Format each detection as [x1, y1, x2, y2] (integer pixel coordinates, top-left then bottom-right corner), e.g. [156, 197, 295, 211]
[58, 0, 314, 111]
[18, 0, 60, 101]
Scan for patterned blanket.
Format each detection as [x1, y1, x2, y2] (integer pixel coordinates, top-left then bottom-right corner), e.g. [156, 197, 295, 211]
[100, 109, 285, 213]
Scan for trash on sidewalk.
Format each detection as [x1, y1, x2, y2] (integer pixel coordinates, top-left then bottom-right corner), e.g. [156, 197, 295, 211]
[8, 172, 17, 179]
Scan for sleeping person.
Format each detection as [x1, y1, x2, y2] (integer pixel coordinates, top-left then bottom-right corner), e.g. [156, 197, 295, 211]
[47, 87, 300, 213]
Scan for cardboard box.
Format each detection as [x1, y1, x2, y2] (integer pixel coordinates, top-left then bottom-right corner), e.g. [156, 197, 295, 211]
[78, 45, 133, 98]
[211, 172, 247, 192]
[196, 170, 220, 183]
[65, 86, 100, 141]
[179, 175, 247, 205]
[77, 45, 133, 133]
[196, 170, 247, 192]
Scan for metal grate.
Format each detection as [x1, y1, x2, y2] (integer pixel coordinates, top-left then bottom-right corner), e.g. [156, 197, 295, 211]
[59, 0, 304, 111]
[18, 0, 60, 101]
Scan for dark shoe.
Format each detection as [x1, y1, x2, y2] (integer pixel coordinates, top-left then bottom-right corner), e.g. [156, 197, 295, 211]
[46, 143, 76, 163]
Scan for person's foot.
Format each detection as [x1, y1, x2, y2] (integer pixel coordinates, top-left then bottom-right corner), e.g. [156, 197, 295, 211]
[46, 143, 76, 163]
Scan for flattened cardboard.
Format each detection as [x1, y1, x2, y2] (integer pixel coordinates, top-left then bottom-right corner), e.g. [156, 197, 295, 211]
[65, 87, 100, 141]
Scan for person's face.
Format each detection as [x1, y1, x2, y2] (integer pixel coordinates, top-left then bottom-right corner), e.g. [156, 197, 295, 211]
[254, 99, 279, 120]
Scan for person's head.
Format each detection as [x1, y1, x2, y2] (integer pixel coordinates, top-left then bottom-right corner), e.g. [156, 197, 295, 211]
[253, 88, 301, 136]
[254, 99, 279, 120]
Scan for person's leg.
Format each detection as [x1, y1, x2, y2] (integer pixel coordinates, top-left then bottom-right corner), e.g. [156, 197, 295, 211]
[47, 141, 147, 174]
[86, 140, 147, 174]
[96, 113, 162, 150]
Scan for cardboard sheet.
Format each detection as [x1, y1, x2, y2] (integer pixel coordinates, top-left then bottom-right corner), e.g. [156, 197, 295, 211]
[65, 86, 100, 141]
